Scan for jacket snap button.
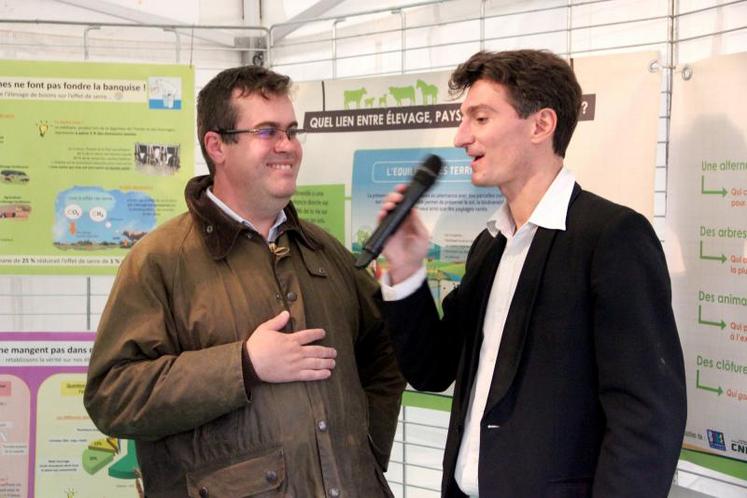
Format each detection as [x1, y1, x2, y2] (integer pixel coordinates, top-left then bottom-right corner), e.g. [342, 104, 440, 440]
[329, 488, 340, 497]
[317, 420, 328, 432]
[205, 225, 213, 234]
[318, 267, 326, 274]
[198, 487, 208, 497]
[265, 469, 278, 483]
[286, 291, 297, 302]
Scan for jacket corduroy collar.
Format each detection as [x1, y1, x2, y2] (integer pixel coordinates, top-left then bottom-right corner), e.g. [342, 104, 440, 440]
[184, 175, 321, 260]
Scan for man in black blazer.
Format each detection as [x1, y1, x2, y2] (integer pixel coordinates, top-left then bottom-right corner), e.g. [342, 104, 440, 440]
[378, 50, 687, 497]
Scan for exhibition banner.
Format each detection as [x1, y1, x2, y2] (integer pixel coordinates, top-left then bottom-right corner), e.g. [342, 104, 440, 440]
[666, 52, 747, 463]
[0, 60, 194, 275]
[293, 50, 662, 284]
[566, 51, 661, 220]
[293, 71, 502, 303]
[0, 332, 139, 498]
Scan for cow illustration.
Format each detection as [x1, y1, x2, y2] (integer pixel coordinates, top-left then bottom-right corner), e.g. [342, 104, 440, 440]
[416, 79, 438, 104]
[343, 87, 367, 109]
[389, 85, 416, 106]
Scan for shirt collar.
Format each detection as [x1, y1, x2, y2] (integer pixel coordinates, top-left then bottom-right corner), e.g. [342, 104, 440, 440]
[486, 202, 514, 238]
[206, 188, 287, 243]
[486, 167, 576, 237]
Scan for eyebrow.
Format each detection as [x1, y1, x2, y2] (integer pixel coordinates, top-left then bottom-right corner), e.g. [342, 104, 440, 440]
[460, 104, 495, 115]
[246, 120, 299, 129]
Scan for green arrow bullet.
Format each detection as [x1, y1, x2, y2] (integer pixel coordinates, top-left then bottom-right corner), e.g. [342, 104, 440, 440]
[699, 240, 726, 263]
[701, 176, 727, 197]
[698, 305, 726, 329]
[696, 369, 723, 395]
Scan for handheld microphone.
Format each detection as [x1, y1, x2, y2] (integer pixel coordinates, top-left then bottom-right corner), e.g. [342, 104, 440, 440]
[354, 154, 443, 268]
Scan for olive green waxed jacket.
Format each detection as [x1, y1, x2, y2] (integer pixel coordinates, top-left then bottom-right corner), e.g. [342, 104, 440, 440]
[84, 175, 405, 498]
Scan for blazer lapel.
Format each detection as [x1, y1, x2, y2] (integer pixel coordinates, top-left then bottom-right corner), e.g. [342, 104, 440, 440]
[457, 232, 506, 416]
[483, 226, 557, 415]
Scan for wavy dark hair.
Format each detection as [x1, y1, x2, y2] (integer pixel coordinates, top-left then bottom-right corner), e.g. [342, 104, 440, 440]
[450, 50, 582, 158]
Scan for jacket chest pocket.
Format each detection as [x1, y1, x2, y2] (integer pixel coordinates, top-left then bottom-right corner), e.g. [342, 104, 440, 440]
[294, 244, 359, 328]
[186, 447, 285, 498]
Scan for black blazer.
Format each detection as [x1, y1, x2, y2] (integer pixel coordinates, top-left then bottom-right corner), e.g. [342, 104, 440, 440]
[383, 185, 686, 498]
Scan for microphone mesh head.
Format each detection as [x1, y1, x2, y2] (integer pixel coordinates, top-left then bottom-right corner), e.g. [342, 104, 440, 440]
[422, 154, 443, 175]
[414, 154, 443, 185]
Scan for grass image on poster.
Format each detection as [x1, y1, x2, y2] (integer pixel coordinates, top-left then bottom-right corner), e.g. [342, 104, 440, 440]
[0, 60, 194, 275]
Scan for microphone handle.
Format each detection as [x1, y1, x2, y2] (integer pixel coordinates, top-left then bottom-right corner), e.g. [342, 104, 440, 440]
[354, 181, 429, 268]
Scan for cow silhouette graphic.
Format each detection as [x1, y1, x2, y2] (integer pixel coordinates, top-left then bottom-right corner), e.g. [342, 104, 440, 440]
[416, 79, 438, 104]
[389, 85, 416, 106]
[344, 87, 367, 109]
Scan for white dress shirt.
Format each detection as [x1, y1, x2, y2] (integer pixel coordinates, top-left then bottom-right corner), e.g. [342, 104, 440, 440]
[380, 167, 576, 496]
[206, 188, 287, 243]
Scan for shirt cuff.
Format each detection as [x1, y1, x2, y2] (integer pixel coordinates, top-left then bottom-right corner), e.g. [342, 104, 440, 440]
[380, 265, 427, 301]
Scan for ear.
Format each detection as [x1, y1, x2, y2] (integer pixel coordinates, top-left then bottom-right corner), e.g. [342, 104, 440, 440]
[204, 131, 226, 167]
[529, 108, 557, 147]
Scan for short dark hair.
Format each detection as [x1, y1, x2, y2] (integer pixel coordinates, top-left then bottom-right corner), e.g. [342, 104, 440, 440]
[449, 50, 582, 158]
[197, 66, 292, 175]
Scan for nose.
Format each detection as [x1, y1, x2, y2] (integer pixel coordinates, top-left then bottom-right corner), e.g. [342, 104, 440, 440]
[453, 119, 473, 148]
[273, 131, 297, 153]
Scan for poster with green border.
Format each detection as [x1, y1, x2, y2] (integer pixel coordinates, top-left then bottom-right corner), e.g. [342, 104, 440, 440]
[0, 60, 194, 275]
[292, 184, 346, 244]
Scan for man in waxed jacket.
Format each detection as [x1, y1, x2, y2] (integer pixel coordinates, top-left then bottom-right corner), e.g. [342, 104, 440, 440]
[84, 65, 405, 498]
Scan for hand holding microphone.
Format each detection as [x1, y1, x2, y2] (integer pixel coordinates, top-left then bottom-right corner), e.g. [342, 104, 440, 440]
[355, 155, 443, 283]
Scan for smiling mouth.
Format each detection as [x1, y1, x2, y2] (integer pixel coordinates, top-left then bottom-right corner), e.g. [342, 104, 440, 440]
[268, 162, 294, 170]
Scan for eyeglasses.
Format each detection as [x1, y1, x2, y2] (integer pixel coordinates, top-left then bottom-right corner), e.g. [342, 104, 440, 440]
[215, 127, 306, 143]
